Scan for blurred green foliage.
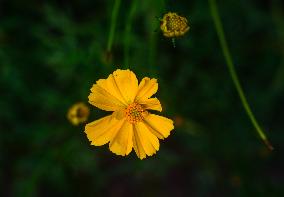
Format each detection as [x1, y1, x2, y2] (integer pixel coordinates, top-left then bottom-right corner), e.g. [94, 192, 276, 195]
[0, 0, 283, 196]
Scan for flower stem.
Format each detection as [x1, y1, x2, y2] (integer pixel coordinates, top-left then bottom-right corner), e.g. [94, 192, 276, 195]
[208, 0, 273, 150]
[124, 0, 137, 68]
[107, 0, 121, 52]
[172, 38, 176, 48]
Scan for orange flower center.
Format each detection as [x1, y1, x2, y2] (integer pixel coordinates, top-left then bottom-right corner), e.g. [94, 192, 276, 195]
[125, 103, 147, 124]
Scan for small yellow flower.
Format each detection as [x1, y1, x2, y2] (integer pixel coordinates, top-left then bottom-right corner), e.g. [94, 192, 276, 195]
[160, 12, 190, 38]
[67, 102, 90, 126]
[85, 69, 174, 159]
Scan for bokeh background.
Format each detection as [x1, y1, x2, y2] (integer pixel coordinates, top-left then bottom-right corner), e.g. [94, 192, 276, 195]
[1, 0, 283, 196]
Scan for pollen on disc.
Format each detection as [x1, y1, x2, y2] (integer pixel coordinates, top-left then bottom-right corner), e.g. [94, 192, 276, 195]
[125, 103, 147, 124]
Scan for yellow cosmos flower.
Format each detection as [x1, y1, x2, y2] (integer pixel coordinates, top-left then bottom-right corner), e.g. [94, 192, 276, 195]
[160, 12, 190, 38]
[67, 102, 90, 126]
[85, 69, 174, 159]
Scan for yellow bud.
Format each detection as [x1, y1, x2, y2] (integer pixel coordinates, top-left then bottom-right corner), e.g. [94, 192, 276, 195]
[160, 12, 190, 38]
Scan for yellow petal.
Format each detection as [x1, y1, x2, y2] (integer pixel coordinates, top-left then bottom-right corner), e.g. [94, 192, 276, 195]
[143, 114, 174, 139]
[134, 121, 159, 157]
[84, 115, 124, 146]
[112, 109, 125, 120]
[109, 121, 133, 156]
[132, 127, 146, 159]
[88, 85, 126, 111]
[111, 69, 138, 104]
[140, 98, 162, 112]
[96, 78, 126, 105]
[135, 77, 158, 102]
[93, 69, 138, 108]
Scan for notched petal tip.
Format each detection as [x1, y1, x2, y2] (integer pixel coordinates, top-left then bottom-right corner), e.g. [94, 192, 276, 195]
[109, 145, 127, 156]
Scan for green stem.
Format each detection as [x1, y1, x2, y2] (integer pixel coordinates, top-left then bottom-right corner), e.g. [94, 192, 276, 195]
[124, 0, 137, 68]
[209, 0, 273, 150]
[107, 0, 121, 52]
[172, 38, 176, 48]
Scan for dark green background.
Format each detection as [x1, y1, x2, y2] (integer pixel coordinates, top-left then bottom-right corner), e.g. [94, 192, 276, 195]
[1, 0, 283, 196]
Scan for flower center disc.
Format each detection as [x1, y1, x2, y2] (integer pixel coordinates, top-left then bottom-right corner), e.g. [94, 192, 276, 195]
[125, 103, 147, 124]
[166, 15, 184, 31]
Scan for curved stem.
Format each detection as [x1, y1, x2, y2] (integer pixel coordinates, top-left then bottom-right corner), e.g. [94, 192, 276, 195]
[209, 0, 273, 150]
[107, 0, 121, 52]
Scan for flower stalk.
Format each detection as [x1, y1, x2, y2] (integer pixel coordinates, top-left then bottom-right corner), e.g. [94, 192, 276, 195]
[107, 0, 121, 53]
[209, 0, 273, 150]
[124, 0, 137, 68]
